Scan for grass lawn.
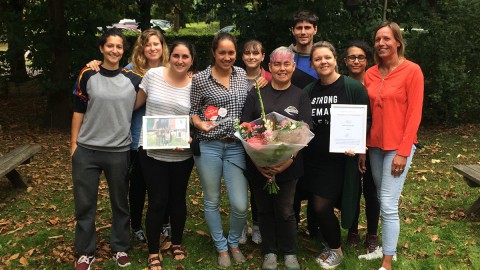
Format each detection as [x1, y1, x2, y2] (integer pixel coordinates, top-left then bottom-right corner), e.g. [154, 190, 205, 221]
[0, 92, 479, 269]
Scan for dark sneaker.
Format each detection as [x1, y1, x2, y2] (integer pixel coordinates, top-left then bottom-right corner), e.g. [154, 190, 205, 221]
[112, 251, 131, 267]
[347, 231, 361, 246]
[133, 229, 146, 243]
[75, 255, 95, 270]
[365, 234, 379, 253]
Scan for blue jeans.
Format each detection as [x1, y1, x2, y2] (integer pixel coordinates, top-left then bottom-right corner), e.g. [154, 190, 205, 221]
[369, 145, 416, 256]
[194, 140, 248, 252]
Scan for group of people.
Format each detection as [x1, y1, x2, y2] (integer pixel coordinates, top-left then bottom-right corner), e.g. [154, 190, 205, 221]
[70, 9, 423, 270]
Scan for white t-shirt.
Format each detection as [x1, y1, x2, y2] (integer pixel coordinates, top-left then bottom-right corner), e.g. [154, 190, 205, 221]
[139, 66, 192, 162]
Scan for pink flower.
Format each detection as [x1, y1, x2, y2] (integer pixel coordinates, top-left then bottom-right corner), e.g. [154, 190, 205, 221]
[247, 136, 266, 145]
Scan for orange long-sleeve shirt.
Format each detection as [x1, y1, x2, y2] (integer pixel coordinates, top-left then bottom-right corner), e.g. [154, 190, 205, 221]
[365, 60, 424, 157]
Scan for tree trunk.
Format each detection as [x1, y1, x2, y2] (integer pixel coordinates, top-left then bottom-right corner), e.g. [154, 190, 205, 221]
[45, 0, 71, 129]
[173, 6, 180, 32]
[6, 0, 28, 83]
[137, 0, 152, 31]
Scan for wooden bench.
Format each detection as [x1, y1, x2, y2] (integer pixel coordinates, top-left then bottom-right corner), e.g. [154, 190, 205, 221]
[453, 164, 480, 214]
[0, 144, 41, 188]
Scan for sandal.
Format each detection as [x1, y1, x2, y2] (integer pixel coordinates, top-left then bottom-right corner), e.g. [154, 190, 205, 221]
[171, 245, 187, 261]
[147, 255, 162, 270]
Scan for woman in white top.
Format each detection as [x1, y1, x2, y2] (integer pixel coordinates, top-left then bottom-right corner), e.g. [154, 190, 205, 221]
[134, 40, 197, 270]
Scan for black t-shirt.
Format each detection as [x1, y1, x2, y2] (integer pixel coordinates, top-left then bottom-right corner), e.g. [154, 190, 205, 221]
[241, 83, 312, 182]
[305, 75, 348, 164]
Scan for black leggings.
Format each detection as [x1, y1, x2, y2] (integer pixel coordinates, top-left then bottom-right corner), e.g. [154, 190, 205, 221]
[128, 150, 146, 231]
[138, 149, 194, 253]
[349, 154, 380, 235]
[312, 195, 341, 249]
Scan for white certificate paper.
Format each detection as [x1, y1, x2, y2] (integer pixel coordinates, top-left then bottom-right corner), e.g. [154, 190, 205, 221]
[329, 104, 367, 154]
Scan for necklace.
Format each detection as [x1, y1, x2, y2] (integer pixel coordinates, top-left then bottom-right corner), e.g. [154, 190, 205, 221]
[379, 58, 403, 78]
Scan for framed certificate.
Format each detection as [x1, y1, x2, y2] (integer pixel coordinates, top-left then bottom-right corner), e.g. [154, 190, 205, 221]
[142, 115, 190, 149]
[329, 104, 367, 154]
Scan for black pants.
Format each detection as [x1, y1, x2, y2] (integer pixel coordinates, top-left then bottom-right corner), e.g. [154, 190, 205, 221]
[138, 149, 194, 253]
[252, 178, 298, 255]
[246, 176, 258, 223]
[128, 150, 146, 231]
[293, 177, 319, 237]
[349, 153, 380, 235]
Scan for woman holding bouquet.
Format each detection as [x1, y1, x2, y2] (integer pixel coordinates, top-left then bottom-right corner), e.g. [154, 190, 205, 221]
[302, 41, 370, 269]
[190, 32, 250, 268]
[241, 46, 312, 270]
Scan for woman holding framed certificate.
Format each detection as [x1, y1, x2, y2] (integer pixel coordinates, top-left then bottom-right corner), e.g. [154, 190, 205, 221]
[365, 21, 424, 270]
[302, 41, 370, 269]
[134, 40, 197, 270]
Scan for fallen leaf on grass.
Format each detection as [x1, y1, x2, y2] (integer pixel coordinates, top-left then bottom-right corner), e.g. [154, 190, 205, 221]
[431, 159, 441, 164]
[19, 257, 28, 266]
[430, 234, 440, 242]
[196, 230, 210, 238]
[196, 257, 204, 263]
[48, 217, 60, 225]
[48, 235, 63, 239]
[10, 253, 20, 260]
[26, 187, 33, 192]
[403, 242, 409, 249]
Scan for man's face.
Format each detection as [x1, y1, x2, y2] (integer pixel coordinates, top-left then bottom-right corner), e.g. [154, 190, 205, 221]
[291, 21, 317, 46]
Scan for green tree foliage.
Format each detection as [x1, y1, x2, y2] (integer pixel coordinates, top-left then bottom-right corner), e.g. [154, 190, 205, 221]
[406, 0, 480, 124]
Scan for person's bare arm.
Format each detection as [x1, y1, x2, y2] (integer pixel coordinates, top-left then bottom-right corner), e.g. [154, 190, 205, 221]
[71, 112, 84, 156]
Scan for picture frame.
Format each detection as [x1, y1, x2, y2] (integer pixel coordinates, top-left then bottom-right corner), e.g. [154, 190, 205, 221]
[142, 115, 190, 149]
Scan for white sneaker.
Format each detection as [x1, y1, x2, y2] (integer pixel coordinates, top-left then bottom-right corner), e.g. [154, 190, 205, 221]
[358, 247, 397, 261]
[239, 223, 248, 244]
[252, 224, 262, 244]
[319, 250, 343, 269]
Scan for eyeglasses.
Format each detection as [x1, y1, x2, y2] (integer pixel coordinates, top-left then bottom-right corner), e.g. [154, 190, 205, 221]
[346, 55, 367, 62]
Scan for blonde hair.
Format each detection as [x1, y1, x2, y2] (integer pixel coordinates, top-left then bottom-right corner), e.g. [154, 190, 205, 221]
[373, 21, 405, 64]
[129, 29, 168, 75]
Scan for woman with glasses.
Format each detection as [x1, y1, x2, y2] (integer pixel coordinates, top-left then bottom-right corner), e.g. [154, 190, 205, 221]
[303, 41, 370, 269]
[365, 22, 423, 270]
[342, 41, 382, 259]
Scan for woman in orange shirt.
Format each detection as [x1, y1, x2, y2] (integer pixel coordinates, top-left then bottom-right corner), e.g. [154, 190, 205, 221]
[364, 22, 424, 270]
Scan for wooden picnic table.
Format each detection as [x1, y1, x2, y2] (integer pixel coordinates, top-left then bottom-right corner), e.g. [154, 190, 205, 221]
[453, 164, 480, 214]
[0, 144, 41, 188]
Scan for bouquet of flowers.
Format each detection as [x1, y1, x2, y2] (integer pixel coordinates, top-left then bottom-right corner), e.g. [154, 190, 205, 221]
[234, 82, 314, 194]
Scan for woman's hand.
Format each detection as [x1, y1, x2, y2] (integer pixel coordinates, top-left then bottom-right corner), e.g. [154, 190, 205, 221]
[344, 150, 356, 156]
[195, 121, 217, 132]
[358, 153, 367, 173]
[391, 154, 407, 177]
[70, 143, 77, 157]
[265, 158, 294, 175]
[86, 60, 102, 72]
[257, 166, 273, 179]
[255, 77, 269, 88]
